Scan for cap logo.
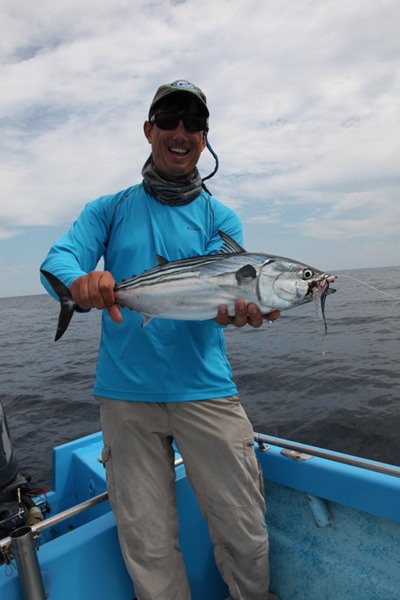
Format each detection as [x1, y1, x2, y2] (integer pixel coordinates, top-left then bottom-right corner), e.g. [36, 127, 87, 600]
[170, 80, 198, 91]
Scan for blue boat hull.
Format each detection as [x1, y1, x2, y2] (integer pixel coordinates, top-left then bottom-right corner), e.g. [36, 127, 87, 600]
[1, 432, 399, 599]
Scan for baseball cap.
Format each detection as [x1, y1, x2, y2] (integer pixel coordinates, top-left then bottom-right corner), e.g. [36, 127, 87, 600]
[148, 80, 209, 118]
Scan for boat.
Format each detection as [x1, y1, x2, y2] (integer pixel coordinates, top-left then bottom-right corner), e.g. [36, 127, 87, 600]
[1, 397, 400, 600]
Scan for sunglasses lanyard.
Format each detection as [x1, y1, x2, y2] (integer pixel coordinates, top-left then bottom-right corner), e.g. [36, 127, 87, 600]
[202, 138, 220, 192]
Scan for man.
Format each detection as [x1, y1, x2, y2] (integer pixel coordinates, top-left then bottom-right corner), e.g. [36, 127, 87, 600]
[41, 80, 279, 600]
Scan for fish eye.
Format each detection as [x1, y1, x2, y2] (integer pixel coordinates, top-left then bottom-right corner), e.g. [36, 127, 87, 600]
[302, 268, 314, 280]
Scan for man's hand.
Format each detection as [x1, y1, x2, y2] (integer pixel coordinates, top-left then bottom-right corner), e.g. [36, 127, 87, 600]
[215, 300, 280, 328]
[70, 271, 123, 323]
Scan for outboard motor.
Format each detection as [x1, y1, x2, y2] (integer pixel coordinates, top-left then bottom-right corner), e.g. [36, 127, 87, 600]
[0, 399, 19, 490]
[0, 400, 46, 553]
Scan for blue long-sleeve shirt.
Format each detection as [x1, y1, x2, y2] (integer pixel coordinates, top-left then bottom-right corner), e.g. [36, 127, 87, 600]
[40, 184, 242, 401]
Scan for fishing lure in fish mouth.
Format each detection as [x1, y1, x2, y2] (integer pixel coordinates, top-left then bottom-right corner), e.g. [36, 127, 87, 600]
[41, 231, 336, 341]
[306, 275, 337, 335]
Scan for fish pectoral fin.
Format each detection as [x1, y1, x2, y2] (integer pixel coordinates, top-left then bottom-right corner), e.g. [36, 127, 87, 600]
[235, 264, 257, 284]
[156, 254, 169, 266]
[140, 315, 154, 327]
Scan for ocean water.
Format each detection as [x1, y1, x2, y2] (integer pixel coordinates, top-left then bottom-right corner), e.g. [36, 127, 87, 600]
[1, 266, 399, 489]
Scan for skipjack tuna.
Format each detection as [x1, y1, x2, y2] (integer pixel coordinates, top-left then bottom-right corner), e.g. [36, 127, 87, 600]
[41, 231, 336, 341]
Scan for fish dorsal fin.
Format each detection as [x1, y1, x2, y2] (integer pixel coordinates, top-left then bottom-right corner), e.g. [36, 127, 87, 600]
[218, 230, 246, 254]
[236, 264, 257, 284]
[156, 254, 169, 266]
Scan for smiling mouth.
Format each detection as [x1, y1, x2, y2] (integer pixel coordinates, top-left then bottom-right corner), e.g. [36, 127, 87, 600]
[169, 147, 189, 156]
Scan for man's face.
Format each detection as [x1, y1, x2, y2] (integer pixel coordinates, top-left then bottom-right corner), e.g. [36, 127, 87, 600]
[143, 98, 207, 181]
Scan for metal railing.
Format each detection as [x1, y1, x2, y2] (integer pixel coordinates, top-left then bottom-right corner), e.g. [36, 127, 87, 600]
[0, 457, 184, 599]
[0, 457, 183, 555]
[255, 433, 400, 478]
[2, 435, 400, 556]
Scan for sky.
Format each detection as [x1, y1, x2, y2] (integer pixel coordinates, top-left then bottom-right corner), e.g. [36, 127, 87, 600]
[1, 0, 399, 297]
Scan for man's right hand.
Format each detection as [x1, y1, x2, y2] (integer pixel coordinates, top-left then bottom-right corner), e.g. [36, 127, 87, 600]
[70, 271, 123, 323]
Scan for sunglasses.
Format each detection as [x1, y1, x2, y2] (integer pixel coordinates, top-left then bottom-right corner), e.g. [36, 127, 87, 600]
[149, 112, 208, 132]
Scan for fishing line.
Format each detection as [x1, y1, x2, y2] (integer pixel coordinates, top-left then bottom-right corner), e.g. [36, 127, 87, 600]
[339, 275, 400, 300]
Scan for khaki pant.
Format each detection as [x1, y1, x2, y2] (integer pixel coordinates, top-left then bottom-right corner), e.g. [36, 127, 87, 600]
[98, 396, 269, 600]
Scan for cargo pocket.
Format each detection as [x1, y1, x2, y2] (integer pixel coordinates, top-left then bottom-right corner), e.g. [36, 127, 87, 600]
[101, 445, 111, 467]
[101, 445, 118, 517]
[244, 437, 266, 511]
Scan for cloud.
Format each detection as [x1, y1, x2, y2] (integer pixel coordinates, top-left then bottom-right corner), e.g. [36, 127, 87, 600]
[0, 0, 399, 280]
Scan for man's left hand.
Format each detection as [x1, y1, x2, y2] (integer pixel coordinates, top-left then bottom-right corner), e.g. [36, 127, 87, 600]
[215, 300, 280, 328]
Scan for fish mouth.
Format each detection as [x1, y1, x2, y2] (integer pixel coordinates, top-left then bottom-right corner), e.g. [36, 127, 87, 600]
[306, 274, 336, 297]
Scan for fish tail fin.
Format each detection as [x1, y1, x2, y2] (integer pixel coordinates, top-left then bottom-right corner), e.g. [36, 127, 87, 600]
[41, 270, 76, 341]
